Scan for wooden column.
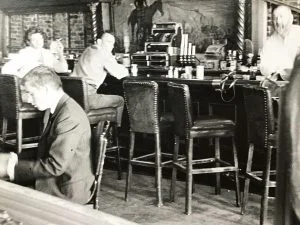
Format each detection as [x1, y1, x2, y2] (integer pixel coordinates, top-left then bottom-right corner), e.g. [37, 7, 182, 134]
[251, 0, 267, 54]
[88, 1, 99, 44]
[237, 0, 245, 55]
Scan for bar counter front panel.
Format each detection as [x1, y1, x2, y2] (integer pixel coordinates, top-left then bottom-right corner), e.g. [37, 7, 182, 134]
[0, 180, 137, 225]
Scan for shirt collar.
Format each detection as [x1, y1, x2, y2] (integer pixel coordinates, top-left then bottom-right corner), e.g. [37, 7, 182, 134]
[50, 91, 64, 114]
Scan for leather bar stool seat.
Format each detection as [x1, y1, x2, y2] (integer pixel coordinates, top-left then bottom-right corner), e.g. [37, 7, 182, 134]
[123, 80, 176, 207]
[87, 107, 117, 125]
[241, 85, 277, 225]
[0, 74, 43, 154]
[167, 82, 240, 215]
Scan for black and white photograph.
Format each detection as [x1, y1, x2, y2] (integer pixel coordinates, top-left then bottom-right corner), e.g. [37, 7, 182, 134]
[0, 0, 299, 224]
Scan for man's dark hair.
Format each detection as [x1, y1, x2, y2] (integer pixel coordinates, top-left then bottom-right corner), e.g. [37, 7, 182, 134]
[23, 27, 47, 46]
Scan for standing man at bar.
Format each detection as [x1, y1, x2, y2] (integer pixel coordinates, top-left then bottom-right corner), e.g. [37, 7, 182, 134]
[2, 27, 68, 78]
[71, 32, 129, 127]
[0, 66, 94, 204]
[260, 5, 300, 81]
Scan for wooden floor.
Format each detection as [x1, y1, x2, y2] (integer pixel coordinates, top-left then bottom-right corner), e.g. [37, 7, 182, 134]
[98, 169, 275, 225]
[0, 146, 275, 225]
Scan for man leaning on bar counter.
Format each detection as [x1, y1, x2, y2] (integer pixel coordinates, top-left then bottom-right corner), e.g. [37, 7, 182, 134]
[260, 5, 300, 81]
[71, 32, 129, 127]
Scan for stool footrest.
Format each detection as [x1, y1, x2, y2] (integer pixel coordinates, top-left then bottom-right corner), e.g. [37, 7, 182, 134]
[191, 166, 238, 174]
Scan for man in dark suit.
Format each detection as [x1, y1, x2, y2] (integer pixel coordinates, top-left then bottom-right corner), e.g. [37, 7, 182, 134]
[0, 66, 94, 204]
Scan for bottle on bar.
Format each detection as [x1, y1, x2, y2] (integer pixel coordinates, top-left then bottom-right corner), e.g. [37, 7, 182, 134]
[230, 50, 237, 71]
[256, 48, 261, 75]
[237, 53, 243, 72]
[226, 50, 232, 71]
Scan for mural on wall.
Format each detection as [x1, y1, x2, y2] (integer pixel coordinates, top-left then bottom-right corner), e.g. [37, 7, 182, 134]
[114, 0, 236, 53]
[128, 0, 164, 49]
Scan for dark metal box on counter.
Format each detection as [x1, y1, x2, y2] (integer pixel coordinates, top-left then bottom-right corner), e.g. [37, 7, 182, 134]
[131, 52, 171, 67]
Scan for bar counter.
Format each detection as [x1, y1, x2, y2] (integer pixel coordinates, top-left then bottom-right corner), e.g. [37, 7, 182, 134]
[101, 74, 262, 169]
[0, 180, 137, 225]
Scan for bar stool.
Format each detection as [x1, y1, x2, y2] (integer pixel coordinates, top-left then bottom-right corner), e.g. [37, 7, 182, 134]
[123, 80, 174, 207]
[86, 120, 109, 209]
[0, 74, 43, 154]
[167, 82, 240, 215]
[61, 76, 123, 180]
[241, 85, 277, 225]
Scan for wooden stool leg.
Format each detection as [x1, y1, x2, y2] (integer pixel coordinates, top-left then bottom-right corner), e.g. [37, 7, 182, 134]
[232, 137, 241, 207]
[2, 117, 8, 143]
[260, 145, 273, 225]
[241, 143, 254, 214]
[113, 124, 122, 180]
[215, 137, 221, 195]
[125, 131, 135, 201]
[170, 135, 179, 202]
[17, 118, 22, 154]
[155, 133, 163, 207]
[185, 137, 193, 215]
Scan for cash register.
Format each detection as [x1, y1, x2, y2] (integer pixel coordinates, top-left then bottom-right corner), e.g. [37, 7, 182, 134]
[203, 40, 226, 70]
[131, 22, 182, 69]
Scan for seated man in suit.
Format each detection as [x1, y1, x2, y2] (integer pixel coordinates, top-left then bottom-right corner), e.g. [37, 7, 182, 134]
[0, 66, 94, 204]
[71, 32, 129, 127]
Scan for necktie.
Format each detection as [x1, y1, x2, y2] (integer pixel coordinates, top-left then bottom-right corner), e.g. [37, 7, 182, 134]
[42, 109, 53, 135]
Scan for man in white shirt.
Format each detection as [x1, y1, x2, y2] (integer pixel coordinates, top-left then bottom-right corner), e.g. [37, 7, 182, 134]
[71, 32, 129, 127]
[2, 27, 68, 78]
[260, 5, 300, 81]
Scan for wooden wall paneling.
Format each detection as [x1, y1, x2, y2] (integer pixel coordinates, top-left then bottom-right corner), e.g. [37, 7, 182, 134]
[53, 12, 69, 49]
[67, 12, 71, 53]
[69, 12, 85, 50]
[9, 14, 23, 52]
[84, 11, 93, 47]
[102, 2, 111, 32]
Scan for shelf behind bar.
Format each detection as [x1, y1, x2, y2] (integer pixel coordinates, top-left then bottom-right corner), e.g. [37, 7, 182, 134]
[264, 0, 300, 13]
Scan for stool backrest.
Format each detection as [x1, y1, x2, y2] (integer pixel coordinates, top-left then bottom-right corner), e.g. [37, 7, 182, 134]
[243, 85, 275, 149]
[60, 76, 89, 112]
[167, 82, 193, 137]
[0, 74, 23, 119]
[123, 80, 160, 134]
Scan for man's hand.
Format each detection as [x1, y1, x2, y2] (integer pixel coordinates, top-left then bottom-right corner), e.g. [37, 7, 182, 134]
[280, 68, 292, 80]
[0, 153, 10, 179]
[0, 153, 17, 180]
[50, 39, 65, 59]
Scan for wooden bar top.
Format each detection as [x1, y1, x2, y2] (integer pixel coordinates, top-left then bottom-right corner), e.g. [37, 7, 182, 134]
[0, 180, 137, 225]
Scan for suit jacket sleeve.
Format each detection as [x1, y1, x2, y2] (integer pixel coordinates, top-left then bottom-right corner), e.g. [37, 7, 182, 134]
[14, 112, 83, 182]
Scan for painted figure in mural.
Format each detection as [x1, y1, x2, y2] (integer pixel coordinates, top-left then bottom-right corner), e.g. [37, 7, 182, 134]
[2, 27, 68, 78]
[128, 0, 164, 48]
[134, 0, 148, 8]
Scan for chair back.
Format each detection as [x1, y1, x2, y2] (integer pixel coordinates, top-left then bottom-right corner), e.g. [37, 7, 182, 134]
[243, 85, 275, 149]
[0, 74, 23, 119]
[60, 76, 89, 112]
[123, 80, 160, 134]
[167, 82, 193, 137]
